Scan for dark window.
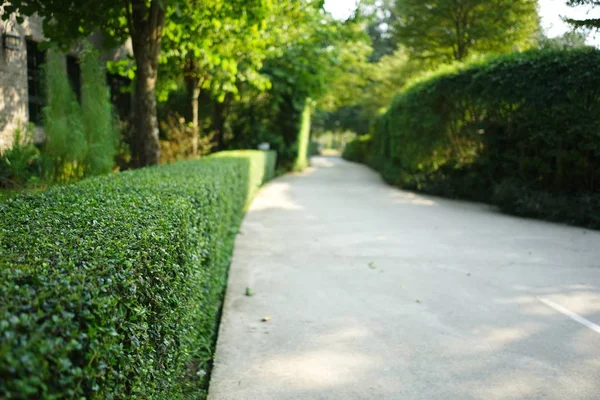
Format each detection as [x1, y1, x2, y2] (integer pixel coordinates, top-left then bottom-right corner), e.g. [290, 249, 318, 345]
[107, 73, 132, 120]
[66, 55, 81, 102]
[26, 40, 45, 126]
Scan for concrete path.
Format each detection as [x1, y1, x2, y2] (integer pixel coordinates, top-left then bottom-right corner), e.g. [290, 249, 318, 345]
[208, 156, 600, 400]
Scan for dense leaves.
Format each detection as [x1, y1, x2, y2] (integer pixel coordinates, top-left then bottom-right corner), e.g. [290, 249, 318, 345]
[565, 0, 600, 30]
[224, 2, 367, 169]
[41, 46, 118, 183]
[342, 134, 372, 164]
[367, 49, 600, 228]
[394, 0, 539, 63]
[0, 125, 41, 188]
[3, 0, 172, 165]
[0, 150, 276, 399]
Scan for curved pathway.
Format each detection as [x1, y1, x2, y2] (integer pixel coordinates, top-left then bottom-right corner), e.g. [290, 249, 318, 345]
[209, 156, 600, 400]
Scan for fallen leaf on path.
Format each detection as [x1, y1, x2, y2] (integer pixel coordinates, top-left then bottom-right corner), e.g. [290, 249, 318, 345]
[262, 316, 271, 322]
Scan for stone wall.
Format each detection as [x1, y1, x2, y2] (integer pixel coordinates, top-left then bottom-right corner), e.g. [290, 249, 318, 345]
[0, 13, 44, 151]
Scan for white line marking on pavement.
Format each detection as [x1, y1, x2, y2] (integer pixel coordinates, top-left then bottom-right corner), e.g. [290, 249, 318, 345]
[538, 297, 600, 335]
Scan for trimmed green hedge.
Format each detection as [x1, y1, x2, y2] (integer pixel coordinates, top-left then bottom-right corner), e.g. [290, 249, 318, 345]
[0, 150, 276, 399]
[342, 135, 372, 164]
[370, 49, 600, 228]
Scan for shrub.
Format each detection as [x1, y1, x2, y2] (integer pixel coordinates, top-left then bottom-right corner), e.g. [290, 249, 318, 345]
[224, 72, 312, 172]
[0, 150, 276, 399]
[159, 114, 214, 164]
[0, 124, 41, 188]
[80, 45, 119, 176]
[342, 134, 372, 164]
[42, 50, 88, 182]
[369, 49, 600, 228]
[493, 180, 600, 228]
[42, 43, 120, 182]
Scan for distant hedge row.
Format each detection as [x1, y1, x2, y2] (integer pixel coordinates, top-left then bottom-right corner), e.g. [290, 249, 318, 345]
[346, 49, 600, 228]
[0, 150, 276, 399]
[341, 134, 371, 164]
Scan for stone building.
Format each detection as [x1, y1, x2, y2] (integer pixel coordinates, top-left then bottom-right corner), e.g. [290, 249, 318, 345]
[0, 12, 132, 152]
[0, 13, 46, 150]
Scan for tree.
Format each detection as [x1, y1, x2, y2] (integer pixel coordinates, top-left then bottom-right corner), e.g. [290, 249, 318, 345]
[3, 0, 168, 166]
[358, 47, 423, 115]
[356, 0, 399, 62]
[7, 1, 263, 166]
[394, 0, 539, 64]
[223, 1, 369, 169]
[565, 0, 600, 30]
[538, 31, 590, 50]
[160, 0, 270, 152]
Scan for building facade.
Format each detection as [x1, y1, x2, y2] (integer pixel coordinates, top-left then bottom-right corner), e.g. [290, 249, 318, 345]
[0, 13, 45, 150]
[0, 12, 132, 152]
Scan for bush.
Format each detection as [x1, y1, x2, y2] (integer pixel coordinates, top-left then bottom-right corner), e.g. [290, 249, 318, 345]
[370, 49, 600, 228]
[0, 124, 41, 188]
[0, 150, 276, 399]
[159, 114, 214, 164]
[493, 180, 600, 228]
[80, 45, 119, 176]
[42, 50, 88, 182]
[43, 44, 119, 183]
[342, 134, 372, 164]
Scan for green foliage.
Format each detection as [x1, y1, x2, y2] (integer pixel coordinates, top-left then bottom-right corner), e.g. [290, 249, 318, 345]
[159, 0, 272, 101]
[538, 31, 590, 50]
[4, 0, 196, 167]
[313, 131, 357, 153]
[0, 150, 276, 399]
[41, 46, 118, 183]
[213, 150, 277, 203]
[0, 125, 41, 188]
[159, 114, 215, 164]
[358, 47, 424, 117]
[370, 49, 600, 228]
[493, 181, 600, 228]
[357, 0, 398, 62]
[313, 106, 371, 136]
[224, 3, 367, 171]
[80, 45, 119, 176]
[565, 0, 600, 30]
[294, 101, 312, 171]
[394, 0, 539, 63]
[342, 134, 372, 164]
[315, 46, 421, 141]
[42, 50, 88, 182]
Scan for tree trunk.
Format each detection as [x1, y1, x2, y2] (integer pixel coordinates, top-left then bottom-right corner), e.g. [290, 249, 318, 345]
[128, 0, 165, 167]
[132, 53, 160, 166]
[213, 93, 232, 151]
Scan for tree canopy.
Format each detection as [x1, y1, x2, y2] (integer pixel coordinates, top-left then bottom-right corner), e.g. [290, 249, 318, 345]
[2, 0, 271, 166]
[565, 0, 600, 30]
[394, 0, 539, 63]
